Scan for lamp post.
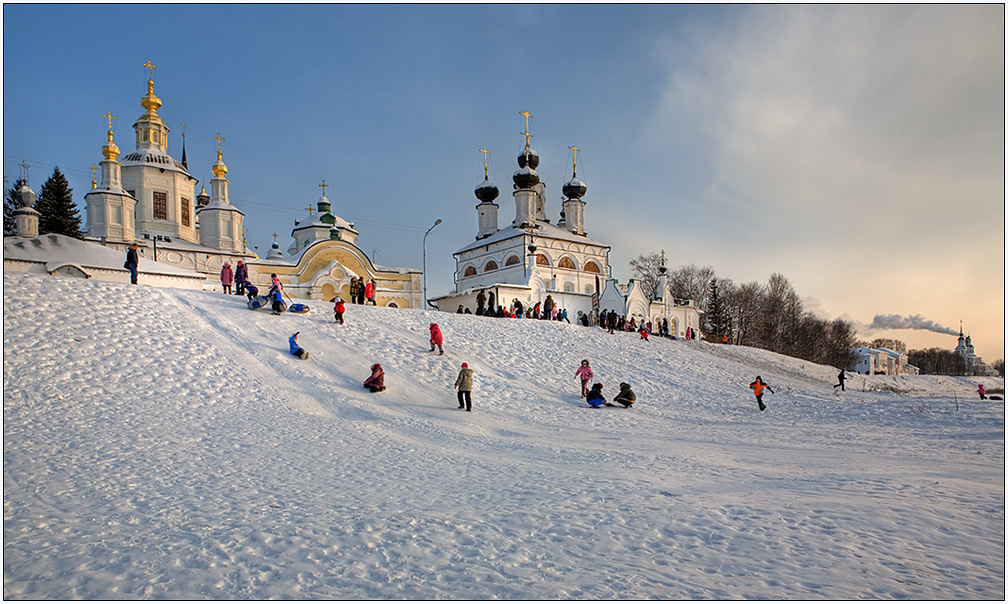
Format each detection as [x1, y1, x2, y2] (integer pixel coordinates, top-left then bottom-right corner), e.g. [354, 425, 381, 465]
[423, 218, 442, 309]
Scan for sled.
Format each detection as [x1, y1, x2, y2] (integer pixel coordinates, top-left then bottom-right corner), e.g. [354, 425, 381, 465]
[288, 303, 310, 314]
[247, 295, 269, 310]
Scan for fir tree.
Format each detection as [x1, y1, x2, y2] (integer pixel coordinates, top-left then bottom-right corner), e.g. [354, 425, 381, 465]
[705, 277, 727, 342]
[4, 178, 26, 236]
[36, 166, 83, 239]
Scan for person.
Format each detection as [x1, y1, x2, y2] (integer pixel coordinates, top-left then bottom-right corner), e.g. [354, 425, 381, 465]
[269, 284, 284, 315]
[333, 296, 345, 324]
[454, 362, 474, 411]
[476, 289, 486, 316]
[220, 261, 233, 294]
[289, 332, 309, 360]
[749, 375, 774, 411]
[586, 383, 607, 408]
[244, 280, 259, 301]
[349, 277, 360, 304]
[575, 359, 594, 398]
[607, 310, 617, 334]
[365, 279, 377, 305]
[561, 308, 569, 323]
[978, 383, 987, 400]
[513, 299, 524, 318]
[456, 305, 464, 314]
[124, 242, 139, 284]
[639, 324, 649, 341]
[833, 370, 846, 391]
[429, 322, 444, 355]
[614, 382, 636, 408]
[363, 363, 385, 392]
[464, 307, 472, 314]
[234, 261, 248, 296]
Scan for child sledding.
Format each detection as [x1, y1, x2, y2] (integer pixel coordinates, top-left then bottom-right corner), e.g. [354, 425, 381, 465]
[586, 382, 636, 408]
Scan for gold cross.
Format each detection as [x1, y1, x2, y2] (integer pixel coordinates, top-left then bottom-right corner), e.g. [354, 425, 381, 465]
[18, 161, 30, 181]
[569, 145, 580, 175]
[103, 110, 117, 130]
[272, 232, 279, 242]
[89, 164, 99, 186]
[319, 179, 328, 197]
[479, 149, 491, 178]
[305, 204, 315, 214]
[519, 111, 534, 149]
[213, 132, 225, 152]
[143, 60, 157, 79]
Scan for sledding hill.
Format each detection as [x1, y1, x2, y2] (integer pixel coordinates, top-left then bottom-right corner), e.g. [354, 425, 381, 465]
[3, 273, 1004, 599]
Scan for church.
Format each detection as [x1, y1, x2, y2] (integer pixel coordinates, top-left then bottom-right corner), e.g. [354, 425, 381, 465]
[430, 113, 701, 338]
[6, 62, 422, 307]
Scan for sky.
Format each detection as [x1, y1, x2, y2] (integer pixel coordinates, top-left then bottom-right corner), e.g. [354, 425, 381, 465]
[3, 4, 1004, 361]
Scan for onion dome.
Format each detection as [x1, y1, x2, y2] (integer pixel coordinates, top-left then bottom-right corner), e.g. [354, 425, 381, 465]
[562, 174, 586, 199]
[103, 129, 120, 161]
[475, 177, 499, 203]
[140, 79, 162, 116]
[211, 150, 228, 178]
[513, 165, 540, 189]
[527, 242, 537, 254]
[17, 184, 37, 208]
[517, 147, 540, 170]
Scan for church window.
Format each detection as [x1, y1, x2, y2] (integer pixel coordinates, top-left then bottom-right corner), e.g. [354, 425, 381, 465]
[558, 256, 576, 270]
[504, 255, 520, 267]
[584, 261, 601, 273]
[535, 254, 550, 266]
[181, 198, 191, 227]
[152, 130, 159, 144]
[484, 260, 498, 272]
[563, 282, 575, 292]
[141, 130, 149, 143]
[585, 284, 594, 294]
[153, 191, 168, 221]
[463, 265, 477, 277]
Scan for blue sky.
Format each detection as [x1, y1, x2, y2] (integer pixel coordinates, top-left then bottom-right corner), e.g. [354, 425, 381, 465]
[4, 4, 1004, 360]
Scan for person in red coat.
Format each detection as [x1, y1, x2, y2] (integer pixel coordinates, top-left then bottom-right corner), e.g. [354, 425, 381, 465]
[363, 363, 385, 392]
[365, 279, 376, 305]
[333, 296, 346, 325]
[429, 323, 444, 355]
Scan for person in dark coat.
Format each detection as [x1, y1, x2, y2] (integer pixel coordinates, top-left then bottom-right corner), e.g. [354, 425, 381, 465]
[586, 383, 607, 408]
[475, 289, 486, 316]
[454, 362, 474, 411]
[749, 376, 774, 411]
[364, 363, 385, 392]
[234, 261, 248, 296]
[614, 382, 636, 408]
[244, 281, 259, 301]
[833, 370, 846, 391]
[124, 243, 139, 284]
[543, 295, 554, 320]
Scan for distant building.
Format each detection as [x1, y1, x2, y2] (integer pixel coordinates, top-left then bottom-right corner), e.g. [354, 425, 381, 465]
[852, 346, 918, 375]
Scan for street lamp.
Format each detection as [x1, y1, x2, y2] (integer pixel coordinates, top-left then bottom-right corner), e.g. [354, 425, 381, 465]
[423, 218, 442, 309]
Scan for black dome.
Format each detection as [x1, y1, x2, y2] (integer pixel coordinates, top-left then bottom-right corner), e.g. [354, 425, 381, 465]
[475, 177, 499, 203]
[517, 148, 540, 170]
[513, 165, 540, 189]
[562, 176, 586, 199]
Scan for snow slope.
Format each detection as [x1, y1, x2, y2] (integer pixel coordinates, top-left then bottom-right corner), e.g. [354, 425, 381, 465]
[3, 273, 1004, 599]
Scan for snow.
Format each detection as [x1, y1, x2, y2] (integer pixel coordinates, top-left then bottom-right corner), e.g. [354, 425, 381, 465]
[3, 272, 1004, 599]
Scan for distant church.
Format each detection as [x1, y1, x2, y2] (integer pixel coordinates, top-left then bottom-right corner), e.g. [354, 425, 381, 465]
[432, 113, 701, 338]
[6, 62, 421, 307]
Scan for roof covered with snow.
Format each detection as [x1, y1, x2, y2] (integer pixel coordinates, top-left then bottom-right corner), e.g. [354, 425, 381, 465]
[4, 234, 203, 277]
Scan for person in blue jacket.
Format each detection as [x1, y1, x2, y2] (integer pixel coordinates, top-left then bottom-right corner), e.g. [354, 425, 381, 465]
[586, 383, 608, 408]
[289, 332, 308, 360]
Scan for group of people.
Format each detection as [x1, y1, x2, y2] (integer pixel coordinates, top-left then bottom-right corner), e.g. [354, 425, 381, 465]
[349, 277, 377, 306]
[219, 260, 250, 296]
[456, 291, 572, 323]
[575, 359, 637, 408]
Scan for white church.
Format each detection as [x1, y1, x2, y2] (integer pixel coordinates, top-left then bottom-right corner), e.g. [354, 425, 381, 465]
[431, 114, 701, 338]
[5, 63, 422, 307]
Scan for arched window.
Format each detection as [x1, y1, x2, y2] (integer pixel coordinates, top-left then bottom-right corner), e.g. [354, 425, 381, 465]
[535, 254, 550, 266]
[484, 260, 498, 272]
[583, 261, 601, 273]
[585, 284, 594, 294]
[504, 254, 521, 267]
[563, 282, 575, 292]
[558, 256, 576, 270]
[463, 265, 477, 277]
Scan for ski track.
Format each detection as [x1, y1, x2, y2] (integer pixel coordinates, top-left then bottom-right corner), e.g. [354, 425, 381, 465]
[3, 273, 1004, 599]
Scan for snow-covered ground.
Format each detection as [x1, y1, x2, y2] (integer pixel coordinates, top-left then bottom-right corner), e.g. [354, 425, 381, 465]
[3, 273, 1004, 599]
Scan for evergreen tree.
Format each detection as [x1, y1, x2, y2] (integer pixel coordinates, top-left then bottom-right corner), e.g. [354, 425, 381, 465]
[4, 177, 26, 236]
[705, 278, 728, 341]
[36, 167, 83, 239]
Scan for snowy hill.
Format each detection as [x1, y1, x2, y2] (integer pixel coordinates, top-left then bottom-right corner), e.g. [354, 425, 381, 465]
[3, 273, 1004, 599]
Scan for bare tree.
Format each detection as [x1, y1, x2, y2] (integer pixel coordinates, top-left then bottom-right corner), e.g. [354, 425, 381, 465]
[667, 264, 715, 308]
[628, 252, 664, 300]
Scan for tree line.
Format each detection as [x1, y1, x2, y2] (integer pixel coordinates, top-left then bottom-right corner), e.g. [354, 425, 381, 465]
[631, 253, 856, 370]
[4, 166, 83, 238]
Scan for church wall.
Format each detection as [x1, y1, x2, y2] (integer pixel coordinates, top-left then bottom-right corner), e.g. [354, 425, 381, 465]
[121, 165, 198, 243]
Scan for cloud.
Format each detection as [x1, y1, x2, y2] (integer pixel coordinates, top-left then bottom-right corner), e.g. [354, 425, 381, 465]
[867, 314, 958, 336]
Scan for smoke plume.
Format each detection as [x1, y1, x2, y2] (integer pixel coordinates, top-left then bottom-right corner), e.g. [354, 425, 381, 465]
[868, 314, 958, 336]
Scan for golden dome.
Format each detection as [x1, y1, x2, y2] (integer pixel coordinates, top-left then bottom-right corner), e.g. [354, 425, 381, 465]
[102, 129, 120, 161]
[212, 150, 228, 178]
[140, 79, 162, 116]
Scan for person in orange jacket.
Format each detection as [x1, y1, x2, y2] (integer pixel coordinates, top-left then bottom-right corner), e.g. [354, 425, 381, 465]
[749, 375, 774, 411]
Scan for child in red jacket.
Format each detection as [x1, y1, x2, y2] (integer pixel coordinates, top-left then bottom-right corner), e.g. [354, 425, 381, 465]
[429, 323, 444, 355]
[333, 296, 346, 324]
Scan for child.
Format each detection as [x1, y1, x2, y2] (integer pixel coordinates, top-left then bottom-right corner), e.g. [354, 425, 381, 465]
[614, 382, 636, 408]
[749, 375, 774, 411]
[429, 323, 444, 355]
[575, 360, 593, 398]
[639, 325, 650, 341]
[333, 296, 345, 324]
[978, 383, 987, 400]
[586, 383, 607, 408]
[269, 285, 284, 315]
[244, 280, 259, 301]
[363, 363, 385, 392]
[220, 261, 233, 294]
[288, 332, 309, 360]
[454, 362, 474, 411]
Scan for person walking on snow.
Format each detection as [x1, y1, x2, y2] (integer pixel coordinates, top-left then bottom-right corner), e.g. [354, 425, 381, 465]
[978, 383, 987, 400]
[429, 323, 444, 355]
[454, 362, 474, 411]
[234, 261, 248, 296]
[833, 370, 846, 391]
[333, 296, 346, 324]
[289, 332, 309, 360]
[575, 359, 594, 398]
[220, 261, 233, 294]
[124, 242, 139, 284]
[364, 363, 385, 392]
[365, 279, 376, 305]
[749, 375, 774, 411]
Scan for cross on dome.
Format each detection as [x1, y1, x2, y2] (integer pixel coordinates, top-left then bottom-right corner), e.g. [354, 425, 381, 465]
[143, 60, 157, 79]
